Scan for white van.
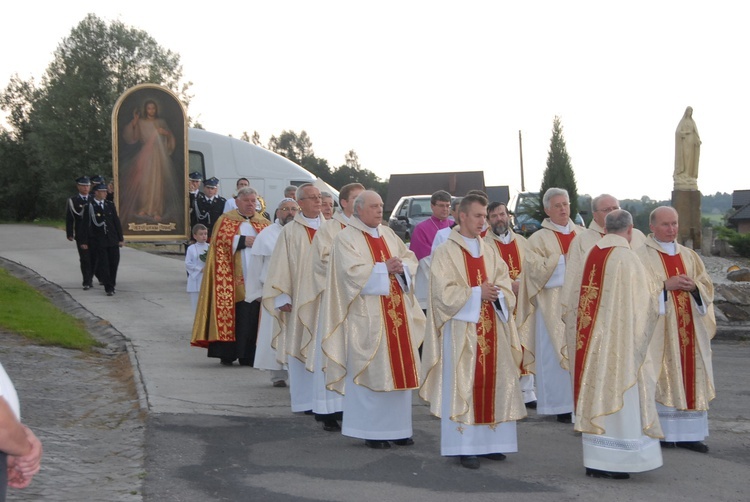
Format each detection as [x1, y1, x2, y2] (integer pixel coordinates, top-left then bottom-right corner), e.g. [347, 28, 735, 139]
[188, 128, 337, 212]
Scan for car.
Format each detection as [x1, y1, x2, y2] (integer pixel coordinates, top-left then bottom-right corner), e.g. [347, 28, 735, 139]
[388, 195, 434, 241]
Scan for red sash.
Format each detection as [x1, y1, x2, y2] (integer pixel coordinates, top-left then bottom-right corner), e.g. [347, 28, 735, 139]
[363, 233, 419, 389]
[480, 228, 489, 238]
[658, 252, 698, 409]
[553, 230, 576, 256]
[211, 218, 244, 341]
[493, 239, 522, 280]
[573, 245, 614, 405]
[461, 248, 499, 424]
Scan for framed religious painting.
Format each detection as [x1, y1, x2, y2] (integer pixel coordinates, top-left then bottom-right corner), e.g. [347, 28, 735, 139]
[112, 84, 189, 241]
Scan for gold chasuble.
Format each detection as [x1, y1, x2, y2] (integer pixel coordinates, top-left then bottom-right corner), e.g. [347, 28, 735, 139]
[191, 211, 270, 347]
[515, 218, 585, 374]
[636, 237, 716, 412]
[569, 235, 662, 437]
[362, 233, 419, 390]
[421, 229, 526, 426]
[322, 218, 425, 394]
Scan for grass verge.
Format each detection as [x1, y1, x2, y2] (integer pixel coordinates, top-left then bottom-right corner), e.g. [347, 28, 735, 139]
[0, 268, 100, 351]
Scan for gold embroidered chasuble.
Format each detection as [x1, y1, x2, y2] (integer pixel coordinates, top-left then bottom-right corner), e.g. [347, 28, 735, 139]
[191, 210, 270, 347]
[296, 212, 349, 372]
[261, 212, 320, 365]
[321, 217, 425, 394]
[515, 218, 585, 374]
[568, 234, 662, 437]
[420, 228, 526, 426]
[636, 236, 716, 411]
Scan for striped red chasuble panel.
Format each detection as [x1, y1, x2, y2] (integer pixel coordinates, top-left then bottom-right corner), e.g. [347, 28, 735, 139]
[362, 233, 419, 389]
[461, 248, 499, 424]
[658, 253, 698, 409]
[573, 245, 614, 405]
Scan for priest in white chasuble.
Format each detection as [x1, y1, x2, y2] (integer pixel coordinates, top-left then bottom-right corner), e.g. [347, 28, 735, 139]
[571, 210, 663, 480]
[322, 190, 425, 449]
[421, 194, 526, 470]
[636, 206, 716, 454]
[484, 200, 536, 407]
[296, 183, 364, 432]
[515, 187, 585, 423]
[262, 184, 323, 413]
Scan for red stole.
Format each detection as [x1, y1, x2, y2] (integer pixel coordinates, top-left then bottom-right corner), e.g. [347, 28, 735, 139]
[362, 232, 419, 390]
[553, 229, 576, 256]
[304, 226, 317, 243]
[461, 248, 499, 424]
[492, 239, 522, 280]
[658, 252, 698, 409]
[573, 245, 614, 405]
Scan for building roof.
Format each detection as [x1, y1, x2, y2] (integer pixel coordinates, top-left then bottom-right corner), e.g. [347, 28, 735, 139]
[731, 190, 750, 209]
[486, 185, 510, 204]
[728, 203, 750, 223]
[384, 171, 486, 213]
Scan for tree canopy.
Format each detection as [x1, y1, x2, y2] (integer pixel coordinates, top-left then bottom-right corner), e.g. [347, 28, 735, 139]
[0, 14, 191, 220]
[536, 116, 579, 222]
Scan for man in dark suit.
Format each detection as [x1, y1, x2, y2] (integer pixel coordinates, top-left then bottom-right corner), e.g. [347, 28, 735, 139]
[192, 177, 226, 238]
[81, 183, 124, 296]
[66, 176, 94, 290]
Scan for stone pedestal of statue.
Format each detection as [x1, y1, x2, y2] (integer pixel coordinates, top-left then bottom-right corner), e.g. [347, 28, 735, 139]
[672, 190, 702, 250]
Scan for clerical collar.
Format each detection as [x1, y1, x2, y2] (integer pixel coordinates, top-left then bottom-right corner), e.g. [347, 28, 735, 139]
[302, 214, 321, 229]
[498, 230, 512, 244]
[654, 238, 677, 256]
[460, 234, 481, 257]
[550, 220, 571, 234]
[237, 211, 254, 221]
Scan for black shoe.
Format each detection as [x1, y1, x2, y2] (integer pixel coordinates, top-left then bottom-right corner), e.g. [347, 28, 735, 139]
[365, 440, 391, 449]
[322, 420, 341, 432]
[106, 291, 114, 296]
[586, 468, 630, 480]
[238, 358, 252, 366]
[303, 410, 314, 415]
[481, 453, 506, 461]
[525, 400, 537, 409]
[393, 438, 414, 446]
[557, 413, 572, 424]
[83, 285, 91, 290]
[676, 441, 709, 453]
[660, 441, 676, 448]
[460, 455, 480, 469]
[272, 380, 287, 388]
[220, 359, 234, 366]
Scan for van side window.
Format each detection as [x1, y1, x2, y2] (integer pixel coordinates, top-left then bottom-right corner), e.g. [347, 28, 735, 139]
[188, 151, 205, 179]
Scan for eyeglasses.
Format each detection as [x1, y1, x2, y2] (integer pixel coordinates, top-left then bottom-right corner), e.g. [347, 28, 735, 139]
[596, 206, 620, 213]
[279, 207, 299, 212]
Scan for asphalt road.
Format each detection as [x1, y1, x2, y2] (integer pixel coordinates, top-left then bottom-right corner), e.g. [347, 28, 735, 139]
[0, 224, 748, 502]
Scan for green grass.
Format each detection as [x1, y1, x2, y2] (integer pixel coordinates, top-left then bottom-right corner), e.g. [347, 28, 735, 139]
[0, 268, 100, 351]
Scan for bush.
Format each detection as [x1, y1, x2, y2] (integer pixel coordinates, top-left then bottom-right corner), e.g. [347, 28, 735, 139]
[716, 226, 750, 258]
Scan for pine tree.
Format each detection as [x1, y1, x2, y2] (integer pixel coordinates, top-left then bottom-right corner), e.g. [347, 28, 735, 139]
[537, 116, 579, 221]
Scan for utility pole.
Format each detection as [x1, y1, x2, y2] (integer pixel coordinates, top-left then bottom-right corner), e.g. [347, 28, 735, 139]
[518, 130, 526, 192]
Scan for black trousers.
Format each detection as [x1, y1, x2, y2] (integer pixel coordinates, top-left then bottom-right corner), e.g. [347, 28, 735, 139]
[76, 240, 94, 286]
[91, 244, 120, 293]
[207, 300, 261, 364]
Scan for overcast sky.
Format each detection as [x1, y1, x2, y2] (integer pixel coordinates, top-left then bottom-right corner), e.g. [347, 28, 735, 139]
[3, 1, 748, 201]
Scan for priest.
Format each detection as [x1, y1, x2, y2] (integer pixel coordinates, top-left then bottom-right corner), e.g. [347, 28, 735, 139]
[322, 190, 425, 449]
[571, 209, 663, 479]
[421, 194, 526, 470]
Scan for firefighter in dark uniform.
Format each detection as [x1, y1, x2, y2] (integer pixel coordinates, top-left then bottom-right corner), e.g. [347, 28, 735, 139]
[192, 177, 226, 239]
[81, 183, 124, 296]
[66, 176, 94, 289]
